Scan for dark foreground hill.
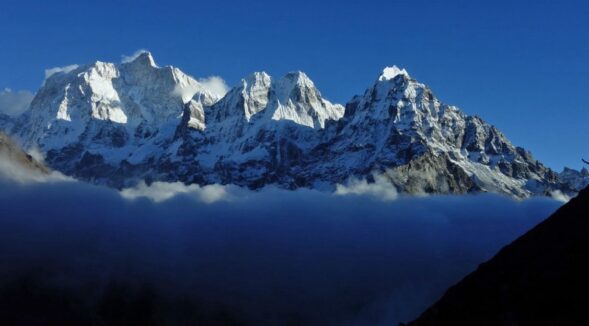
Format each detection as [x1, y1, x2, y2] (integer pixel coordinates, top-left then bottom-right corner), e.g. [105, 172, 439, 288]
[405, 186, 589, 325]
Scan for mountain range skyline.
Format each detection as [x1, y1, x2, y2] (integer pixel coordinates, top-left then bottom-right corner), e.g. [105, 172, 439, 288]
[1, 49, 588, 174]
[1, 51, 586, 200]
[2, 1, 589, 172]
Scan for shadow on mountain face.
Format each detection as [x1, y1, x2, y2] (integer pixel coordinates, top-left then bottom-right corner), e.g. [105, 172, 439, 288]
[0, 180, 561, 325]
[406, 186, 589, 326]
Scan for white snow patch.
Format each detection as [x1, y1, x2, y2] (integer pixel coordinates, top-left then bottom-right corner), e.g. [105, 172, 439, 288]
[379, 66, 410, 81]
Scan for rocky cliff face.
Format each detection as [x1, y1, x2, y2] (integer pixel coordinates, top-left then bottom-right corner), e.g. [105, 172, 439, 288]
[404, 185, 589, 325]
[559, 167, 589, 192]
[302, 67, 561, 197]
[1, 53, 581, 197]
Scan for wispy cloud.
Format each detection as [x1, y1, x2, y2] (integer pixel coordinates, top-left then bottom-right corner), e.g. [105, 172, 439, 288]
[0, 88, 34, 117]
[121, 181, 232, 203]
[198, 76, 229, 99]
[172, 75, 229, 103]
[550, 190, 570, 203]
[44, 65, 79, 80]
[121, 49, 150, 63]
[0, 154, 70, 184]
[336, 174, 399, 200]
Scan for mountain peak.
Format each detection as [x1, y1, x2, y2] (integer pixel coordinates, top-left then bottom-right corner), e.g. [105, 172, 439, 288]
[273, 71, 317, 101]
[124, 50, 157, 68]
[282, 71, 313, 86]
[243, 71, 271, 88]
[379, 66, 410, 81]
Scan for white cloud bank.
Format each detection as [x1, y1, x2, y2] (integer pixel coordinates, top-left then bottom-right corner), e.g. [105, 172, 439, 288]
[336, 174, 399, 200]
[121, 181, 232, 203]
[0, 176, 563, 325]
[0, 142, 568, 325]
[0, 155, 70, 184]
[0, 141, 71, 184]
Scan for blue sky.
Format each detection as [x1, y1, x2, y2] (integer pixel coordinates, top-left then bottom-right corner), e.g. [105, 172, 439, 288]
[0, 0, 587, 170]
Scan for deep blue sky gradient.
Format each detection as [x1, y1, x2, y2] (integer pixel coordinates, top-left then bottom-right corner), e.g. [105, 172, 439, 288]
[1, 0, 587, 170]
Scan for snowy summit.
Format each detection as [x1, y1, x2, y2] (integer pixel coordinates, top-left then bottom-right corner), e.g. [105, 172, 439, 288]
[379, 66, 410, 81]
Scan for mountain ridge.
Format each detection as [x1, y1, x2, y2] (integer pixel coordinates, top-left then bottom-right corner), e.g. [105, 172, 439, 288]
[1, 52, 586, 198]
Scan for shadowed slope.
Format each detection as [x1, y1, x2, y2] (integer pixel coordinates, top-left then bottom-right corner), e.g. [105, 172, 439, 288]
[406, 186, 589, 325]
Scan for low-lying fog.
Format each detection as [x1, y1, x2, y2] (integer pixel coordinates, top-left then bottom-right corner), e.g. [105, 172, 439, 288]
[0, 175, 562, 325]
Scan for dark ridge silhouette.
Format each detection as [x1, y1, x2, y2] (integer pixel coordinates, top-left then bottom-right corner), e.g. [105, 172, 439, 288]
[404, 186, 589, 325]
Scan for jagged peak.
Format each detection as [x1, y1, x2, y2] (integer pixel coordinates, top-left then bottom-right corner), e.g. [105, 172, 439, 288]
[350, 66, 416, 108]
[245, 71, 271, 82]
[208, 70, 342, 129]
[242, 71, 272, 90]
[238, 71, 316, 96]
[122, 50, 157, 68]
[273, 71, 318, 101]
[87, 61, 118, 78]
[379, 66, 410, 81]
[46, 51, 158, 81]
[281, 71, 314, 87]
[562, 166, 589, 176]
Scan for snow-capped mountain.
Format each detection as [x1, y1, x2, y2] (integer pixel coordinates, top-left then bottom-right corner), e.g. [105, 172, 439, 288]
[8, 52, 223, 185]
[313, 67, 561, 197]
[1, 52, 583, 197]
[15, 51, 219, 150]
